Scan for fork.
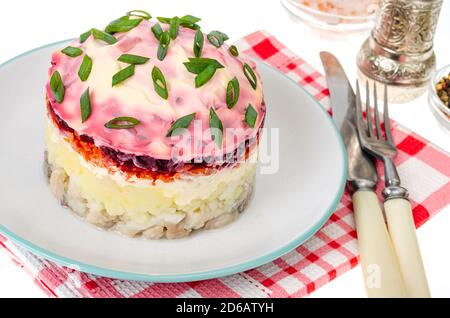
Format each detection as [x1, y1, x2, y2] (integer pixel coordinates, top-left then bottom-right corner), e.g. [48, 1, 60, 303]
[355, 81, 431, 298]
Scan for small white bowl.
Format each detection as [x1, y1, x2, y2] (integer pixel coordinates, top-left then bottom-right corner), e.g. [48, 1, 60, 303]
[428, 65, 450, 133]
[281, 0, 378, 33]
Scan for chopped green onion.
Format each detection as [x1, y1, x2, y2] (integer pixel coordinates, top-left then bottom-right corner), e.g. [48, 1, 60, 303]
[209, 108, 223, 146]
[194, 30, 204, 57]
[157, 31, 171, 61]
[152, 66, 168, 100]
[183, 57, 224, 74]
[243, 63, 257, 90]
[112, 64, 135, 86]
[229, 45, 239, 57]
[126, 10, 152, 20]
[207, 33, 220, 47]
[80, 87, 91, 123]
[80, 30, 92, 43]
[118, 54, 149, 65]
[61, 46, 83, 57]
[166, 113, 196, 137]
[180, 15, 201, 30]
[157, 16, 172, 24]
[78, 55, 93, 82]
[169, 16, 180, 40]
[105, 16, 142, 34]
[226, 77, 240, 108]
[207, 30, 229, 48]
[180, 15, 201, 24]
[184, 58, 224, 88]
[195, 64, 217, 88]
[158, 15, 200, 30]
[245, 104, 257, 128]
[180, 22, 200, 30]
[151, 23, 163, 40]
[92, 28, 117, 44]
[156, 16, 181, 38]
[104, 116, 140, 129]
[50, 70, 65, 103]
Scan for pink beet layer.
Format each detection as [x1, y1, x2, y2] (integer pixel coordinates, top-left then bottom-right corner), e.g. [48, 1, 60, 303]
[46, 19, 265, 162]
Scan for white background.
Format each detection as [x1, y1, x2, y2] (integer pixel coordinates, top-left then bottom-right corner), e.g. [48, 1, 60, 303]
[0, 0, 449, 298]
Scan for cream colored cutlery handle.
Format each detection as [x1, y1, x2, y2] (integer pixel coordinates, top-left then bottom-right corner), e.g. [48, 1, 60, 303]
[353, 190, 405, 297]
[384, 198, 430, 298]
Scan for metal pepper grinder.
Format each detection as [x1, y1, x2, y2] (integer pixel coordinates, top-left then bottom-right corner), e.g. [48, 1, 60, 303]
[357, 0, 443, 103]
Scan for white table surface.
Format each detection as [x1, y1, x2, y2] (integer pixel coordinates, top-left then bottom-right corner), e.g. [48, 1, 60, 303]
[0, 0, 449, 298]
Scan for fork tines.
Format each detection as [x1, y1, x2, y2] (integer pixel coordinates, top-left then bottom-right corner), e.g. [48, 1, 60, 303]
[355, 81, 395, 151]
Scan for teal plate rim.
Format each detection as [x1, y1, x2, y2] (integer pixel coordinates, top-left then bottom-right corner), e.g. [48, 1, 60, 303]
[0, 39, 348, 283]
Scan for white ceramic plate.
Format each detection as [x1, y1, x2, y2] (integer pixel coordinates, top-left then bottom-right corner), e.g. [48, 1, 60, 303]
[0, 41, 346, 282]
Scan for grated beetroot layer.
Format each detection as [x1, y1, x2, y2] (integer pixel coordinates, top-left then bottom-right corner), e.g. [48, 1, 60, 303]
[46, 97, 261, 181]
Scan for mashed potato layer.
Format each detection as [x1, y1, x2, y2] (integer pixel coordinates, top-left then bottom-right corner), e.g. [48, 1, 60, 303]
[45, 119, 256, 239]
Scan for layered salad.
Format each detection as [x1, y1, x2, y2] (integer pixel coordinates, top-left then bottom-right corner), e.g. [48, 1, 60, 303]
[44, 10, 265, 239]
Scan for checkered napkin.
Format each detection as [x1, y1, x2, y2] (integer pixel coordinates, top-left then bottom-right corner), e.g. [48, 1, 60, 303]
[1, 31, 449, 298]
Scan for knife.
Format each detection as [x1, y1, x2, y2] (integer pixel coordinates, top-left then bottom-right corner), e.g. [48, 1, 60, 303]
[320, 52, 405, 297]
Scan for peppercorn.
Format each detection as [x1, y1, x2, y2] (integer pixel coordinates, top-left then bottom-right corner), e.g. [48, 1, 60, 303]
[436, 73, 450, 108]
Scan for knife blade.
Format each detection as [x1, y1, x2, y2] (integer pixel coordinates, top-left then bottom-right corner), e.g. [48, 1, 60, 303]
[319, 52, 377, 192]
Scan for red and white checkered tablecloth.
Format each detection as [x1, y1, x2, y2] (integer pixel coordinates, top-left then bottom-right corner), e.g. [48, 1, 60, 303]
[1, 31, 449, 298]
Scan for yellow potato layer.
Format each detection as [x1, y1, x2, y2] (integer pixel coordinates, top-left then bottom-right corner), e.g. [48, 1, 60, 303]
[45, 119, 257, 225]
